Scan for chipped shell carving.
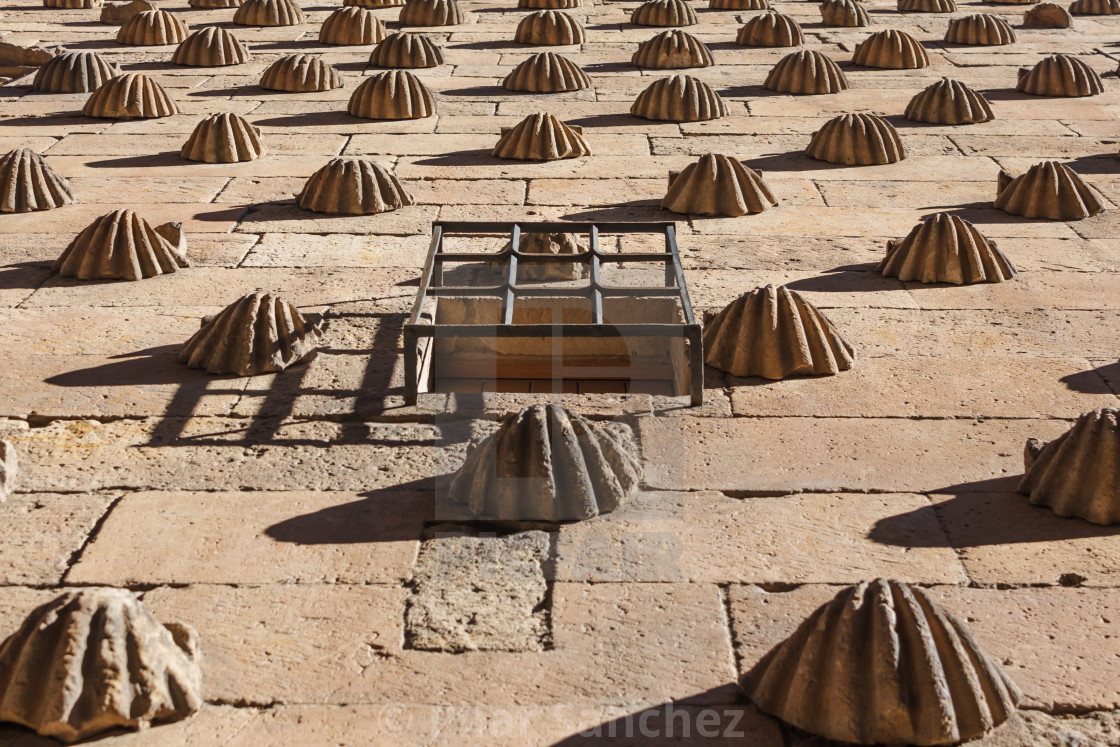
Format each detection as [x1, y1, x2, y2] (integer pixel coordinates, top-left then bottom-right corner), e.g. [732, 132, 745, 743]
[1017, 54, 1103, 96]
[515, 10, 586, 44]
[737, 11, 805, 47]
[370, 32, 444, 67]
[632, 30, 713, 69]
[181, 112, 264, 163]
[448, 404, 642, 522]
[631, 74, 727, 122]
[54, 209, 188, 281]
[0, 440, 14, 503]
[898, 0, 956, 11]
[509, 232, 588, 281]
[879, 213, 1016, 284]
[662, 154, 776, 217]
[995, 161, 1103, 220]
[905, 77, 993, 124]
[349, 70, 436, 119]
[320, 6, 386, 45]
[260, 54, 342, 91]
[1024, 2, 1072, 26]
[0, 149, 75, 213]
[1021, 408, 1120, 525]
[399, 0, 464, 26]
[743, 579, 1020, 745]
[852, 29, 929, 68]
[710, 0, 769, 9]
[806, 113, 905, 165]
[521, 0, 580, 7]
[82, 73, 179, 119]
[764, 50, 848, 94]
[0, 588, 203, 743]
[631, 0, 698, 26]
[233, 0, 306, 26]
[33, 50, 120, 92]
[1070, 0, 1120, 13]
[100, 0, 158, 24]
[297, 158, 414, 215]
[179, 292, 321, 375]
[819, 0, 870, 26]
[172, 27, 251, 66]
[492, 112, 590, 161]
[946, 13, 1016, 44]
[503, 52, 590, 92]
[116, 10, 189, 46]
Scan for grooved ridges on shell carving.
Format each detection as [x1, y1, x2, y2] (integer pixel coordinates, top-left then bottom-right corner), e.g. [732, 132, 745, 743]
[346, 0, 402, 7]
[178, 292, 321, 375]
[320, 6, 386, 44]
[448, 404, 642, 522]
[853, 28, 929, 68]
[631, 74, 727, 121]
[349, 70, 436, 119]
[1070, 0, 1120, 14]
[1017, 54, 1103, 96]
[54, 209, 189, 281]
[633, 30, 713, 68]
[880, 213, 1016, 284]
[764, 49, 848, 94]
[905, 77, 993, 124]
[189, 0, 244, 8]
[662, 154, 776, 216]
[172, 27, 251, 66]
[1021, 408, 1120, 524]
[806, 113, 905, 165]
[399, 0, 464, 25]
[711, 0, 769, 9]
[946, 13, 1016, 44]
[515, 10, 586, 44]
[0, 441, 15, 503]
[0, 149, 75, 213]
[34, 51, 120, 92]
[116, 10, 188, 45]
[297, 158, 414, 215]
[820, 0, 870, 26]
[0, 588, 203, 744]
[503, 52, 590, 92]
[995, 160, 1103, 220]
[100, 0, 157, 24]
[492, 112, 590, 161]
[233, 0, 306, 26]
[82, 73, 179, 118]
[737, 11, 804, 47]
[44, 0, 102, 8]
[631, 0, 698, 26]
[1024, 2, 1072, 26]
[520, 0, 579, 7]
[181, 113, 264, 163]
[743, 579, 1020, 745]
[260, 54, 341, 91]
[898, 0, 956, 11]
[370, 32, 444, 67]
[703, 284, 853, 378]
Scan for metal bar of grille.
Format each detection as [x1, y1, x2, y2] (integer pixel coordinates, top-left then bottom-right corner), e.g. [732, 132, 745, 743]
[589, 224, 603, 325]
[501, 224, 519, 326]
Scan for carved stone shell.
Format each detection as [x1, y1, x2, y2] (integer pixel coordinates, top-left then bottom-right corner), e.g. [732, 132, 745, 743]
[0, 440, 14, 503]
[82, 73, 179, 119]
[819, 0, 870, 26]
[260, 54, 342, 91]
[879, 213, 1016, 284]
[631, 74, 728, 122]
[346, 0, 402, 7]
[44, 0, 102, 8]
[115, 10, 189, 45]
[515, 10, 586, 44]
[33, 50, 120, 92]
[946, 13, 1016, 44]
[100, 0, 158, 24]
[319, 6, 386, 45]
[178, 292, 321, 375]
[507, 232, 588, 281]
[764, 49, 848, 94]
[1017, 54, 1103, 96]
[1023, 2, 1072, 26]
[898, 0, 956, 11]
[0, 148, 75, 213]
[852, 29, 929, 68]
[1070, 0, 1120, 14]
[742, 579, 1020, 745]
[633, 30, 713, 68]
[296, 157, 414, 215]
[349, 70, 437, 119]
[737, 11, 804, 47]
[448, 404, 642, 522]
[54, 209, 189, 281]
[181, 112, 265, 163]
[520, 0, 580, 7]
[399, 0, 464, 26]
[710, 0, 769, 8]
[1021, 408, 1120, 525]
[189, 0, 243, 7]
[662, 153, 776, 217]
[370, 31, 444, 67]
[172, 27, 251, 66]
[905, 77, 993, 124]
[703, 284, 854, 378]
[492, 112, 590, 161]
[806, 113, 906, 165]
[995, 161, 1104, 220]
[502, 52, 590, 92]
[233, 0, 306, 26]
[0, 588, 203, 744]
[631, 0, 698, 26]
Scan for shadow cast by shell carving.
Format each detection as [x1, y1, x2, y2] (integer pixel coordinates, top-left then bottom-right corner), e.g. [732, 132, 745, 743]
[1020, 407, 1120, 525]
[320, 7, 387, 45]
[898, 0, 956, 12]
[711, 0, 769, 9]
[54, 209, 189, 281]
[349, 70, 437, 119]
[946, 13, 1016, 45]
[662, 153, 777, 217]
[492, 112, 590, 161]
[0, 440, 14, 504]
[399, 0, 464, 26]
[879, 213, 1016, 284]
[233, 0, 306, 26]
[995, 161, 1104, 220]
[296, 157, 414, 215]
[0, 148, 75, 213]
[633, 30, 713, 68]
[1024, 2, 1072, 26]
[852, 28, 929, 68]
[631, 0, 697, 26]
[703, 284, 854, 379]
[737, 11, 804, 47]
[33, 50, 120, 92]
[82, 73, 179, 119]
[806, 113, 905, 165]
[742, 579, 1021, 745]
[181, 112, 264, 163]
[260, 54, 342, 91]
[1070, 0, 1120, 14]
[115, 9, 188, 45]
[178, 292, 322, 375]
[503, 52, 590, 92]
[765, 49, 847, 94]
[819, 0, 870, 27]
[515, 10, 585, 44]
[905, 77, 993, 124]
[448, 404, 642, 522]
[631, 74, 727, 121]
[172, 27, 251, 66]
[0, 588, 203, 744]
[370, 31, 444, 67]
[1017, 54, 1103, 96]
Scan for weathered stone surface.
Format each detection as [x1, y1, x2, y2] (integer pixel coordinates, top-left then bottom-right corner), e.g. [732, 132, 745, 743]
[0, 441, 15, 504]
[0, 491, 116, 584]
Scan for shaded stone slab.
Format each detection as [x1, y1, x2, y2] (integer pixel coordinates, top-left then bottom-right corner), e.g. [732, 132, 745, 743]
[0, 492, 117, 585]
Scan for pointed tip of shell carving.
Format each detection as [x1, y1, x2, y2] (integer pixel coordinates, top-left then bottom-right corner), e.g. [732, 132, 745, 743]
[399, 0, 464, 26]
[703, 284, 854, 379]
[662, 154, 776, 217]
[172, 27, 251, 66]
[319, 6, 387, 45]
[448, 404, 642, 522]
[946, 13, 1016, 44]
[82, 73, 179, 119]
[0, 588, 203, 744]
[492, 112, 590, 161]
[33, 50, 121, 92]
[880, 213, 1016, 284]
[1070, 0, 1120, 14]
[736, 11, 805, 47]
[995, 160, 1104, 220]
[54, 209, 189, 281]
[905, 77, 993, 124]
[260, 54, 342, 91]
[633, 29, 713, 68]
[852, 28, 930, 68]
[297, 158, 414, 215]
[233, 0, 306, 26]
[0, 148, 75, 213]
[349, 69, 437, 119]
[181, 112, 264, 163]
[806, 113, 905, 165]
[370, 31, 444, 67]
[1017, 54, 1103, 96]
[0, 439, 16, 503]
[502, 51, 590, 92]
[631, 0, 698, 26]
[743, 579, 1020, 745]
[631, 74, 728, 122]
[1024, 2, 1073, 26]
[819, 0, 870, 27]
[898, 0, 956, 12]
[764, 49, 848, 94]
[1019, 407, 1120, 524]
[515, 10, 586, 44]
[116, 9, 189, 45]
